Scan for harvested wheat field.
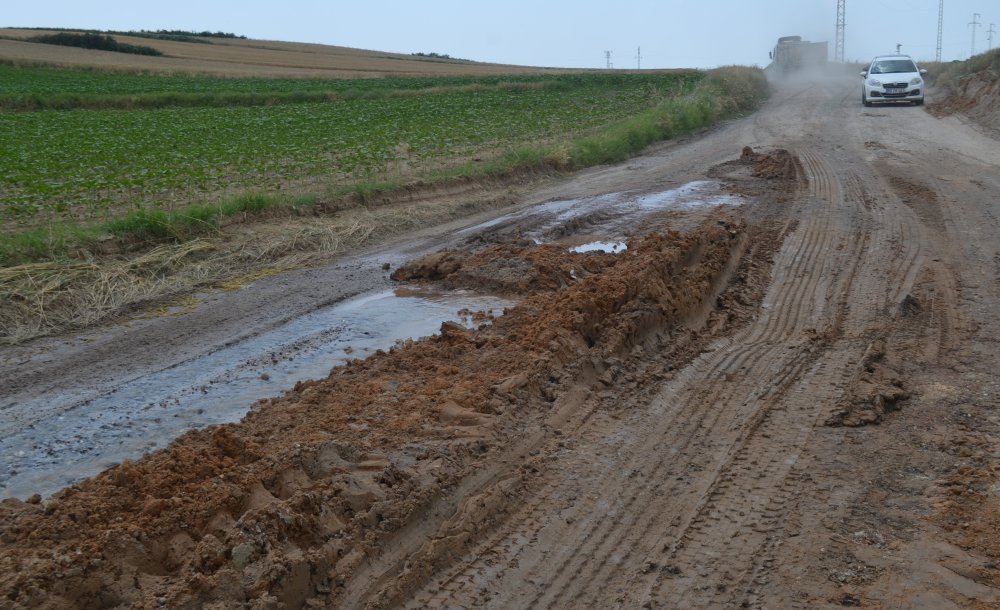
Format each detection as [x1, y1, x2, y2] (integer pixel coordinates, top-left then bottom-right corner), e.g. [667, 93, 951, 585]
[2, 53, 1000, 610]
[0, 28, 577, 77]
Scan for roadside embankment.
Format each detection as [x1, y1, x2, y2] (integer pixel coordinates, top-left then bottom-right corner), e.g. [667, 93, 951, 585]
[926, 49, 1000, 135]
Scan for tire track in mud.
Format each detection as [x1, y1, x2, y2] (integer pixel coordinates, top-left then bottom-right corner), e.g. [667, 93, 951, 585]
[406, 149, 869, 609]
[632, 150, 863, 608]
[349, 228, 756, 610]
[665, 149, 930, 608]
[398, 234, 759, 608]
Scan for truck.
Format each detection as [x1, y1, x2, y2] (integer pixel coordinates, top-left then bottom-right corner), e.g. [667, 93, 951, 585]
[769, 36, 829, 75]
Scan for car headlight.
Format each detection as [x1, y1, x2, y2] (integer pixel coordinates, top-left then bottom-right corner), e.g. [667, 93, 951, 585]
[867, 79, 881, 86]
[909, 78, 922, 86]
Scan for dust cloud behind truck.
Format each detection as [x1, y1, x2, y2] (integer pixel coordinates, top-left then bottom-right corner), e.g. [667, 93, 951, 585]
[768, 36, 829, 75]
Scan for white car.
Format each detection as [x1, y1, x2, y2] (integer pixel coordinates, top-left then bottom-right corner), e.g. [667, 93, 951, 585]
[860, 55, 927, 106]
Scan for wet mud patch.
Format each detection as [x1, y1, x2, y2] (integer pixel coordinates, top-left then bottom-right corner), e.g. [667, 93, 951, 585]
[0, 289, 514, 500]
[929, 426, 1000, 591]
[390, 239, 621, 294]
[0, 215, 782, 609]
[825, 337, 910, 427]
[455, 180, 746, 250]
[708, 147, 805, 204]
[884, 172, 946, 231]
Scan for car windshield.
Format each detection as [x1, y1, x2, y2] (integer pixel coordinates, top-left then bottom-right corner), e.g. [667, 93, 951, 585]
[870, 59, 918, 74]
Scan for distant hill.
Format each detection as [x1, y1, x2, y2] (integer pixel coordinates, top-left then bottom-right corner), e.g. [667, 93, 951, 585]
[0, 28, 569, 77]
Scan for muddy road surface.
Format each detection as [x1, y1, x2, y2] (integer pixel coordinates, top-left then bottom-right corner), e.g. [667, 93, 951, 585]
[3, 78, 1000, 609]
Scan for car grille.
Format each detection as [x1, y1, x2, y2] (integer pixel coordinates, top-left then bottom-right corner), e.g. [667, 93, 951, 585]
[884, 82, 908, 88]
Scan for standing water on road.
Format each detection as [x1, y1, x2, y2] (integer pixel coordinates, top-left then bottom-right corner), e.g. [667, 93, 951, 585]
[459, 180, 743, 241]
[0, 289, 513, 499]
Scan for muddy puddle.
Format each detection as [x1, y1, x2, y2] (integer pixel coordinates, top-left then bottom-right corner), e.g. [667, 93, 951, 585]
[461, 180, 743, 242]
[570, 241, 628, 254]
[0, 289, 513, 499]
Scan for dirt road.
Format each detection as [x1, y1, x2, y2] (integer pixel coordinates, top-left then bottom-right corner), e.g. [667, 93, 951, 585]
[3, 77, 1000, 608]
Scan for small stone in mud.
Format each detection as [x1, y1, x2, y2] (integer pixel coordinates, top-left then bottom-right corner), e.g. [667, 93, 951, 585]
[382, 262, 391, 270]
[231, 541, 260, 569]
[898, 294, 920, 316]
[259, 373, 270, 381]
[439, 321, 471, 341]
[26, 494, 41, 504]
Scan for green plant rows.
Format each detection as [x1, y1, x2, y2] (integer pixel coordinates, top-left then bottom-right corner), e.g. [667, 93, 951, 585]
[0, 74, 700, 219]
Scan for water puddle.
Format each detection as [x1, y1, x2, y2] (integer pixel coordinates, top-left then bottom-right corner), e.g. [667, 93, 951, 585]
[1, 289, 513, 499]
[570, 241, 628, 254]
[460, 181, 743, 241]
[633, 181, 743, 210]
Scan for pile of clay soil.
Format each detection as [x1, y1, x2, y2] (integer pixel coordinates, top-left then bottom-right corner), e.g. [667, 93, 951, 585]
[706, 147, 804, 208]
[390, 240, 619, 294]
[739, 146, 802, 181]
[929, 70, 1000, 134]
[0, 216, 772, 609]
[825, 337, 910, 427]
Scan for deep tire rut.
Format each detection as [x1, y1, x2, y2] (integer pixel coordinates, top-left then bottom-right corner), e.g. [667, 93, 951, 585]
[402, 145, 862, 608]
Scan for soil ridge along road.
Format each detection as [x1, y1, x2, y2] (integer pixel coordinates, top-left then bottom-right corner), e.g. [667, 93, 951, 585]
[3, 77, 1000, 608]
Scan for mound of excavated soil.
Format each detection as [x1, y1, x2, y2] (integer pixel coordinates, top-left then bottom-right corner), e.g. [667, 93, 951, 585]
[929, 71, 1000, 135]
[0, 216, 775, 608]
[390, 240, 618, 294]
[739, 146, 802, 181]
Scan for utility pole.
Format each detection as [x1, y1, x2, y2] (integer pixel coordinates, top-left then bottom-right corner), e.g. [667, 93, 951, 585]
[604, 50, 613, 69]
[636, 46, 641, 70]
[989, 24, 997, 50]
[970, 13, 982, 57]
[936, 0, 944, 62]
[835, 0, 846, 62]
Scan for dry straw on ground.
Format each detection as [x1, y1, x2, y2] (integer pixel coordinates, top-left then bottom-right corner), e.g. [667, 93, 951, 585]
[0, 197, 509, 343]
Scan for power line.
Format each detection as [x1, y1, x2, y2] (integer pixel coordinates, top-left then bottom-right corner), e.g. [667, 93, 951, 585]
[970, 13, 982, 57]
[636, 46, 641, 70]
[604, 50, 613, 69]
[989, 24, 997, 50]
[835, 0, 846, 62]
[936, 0, 944, 62]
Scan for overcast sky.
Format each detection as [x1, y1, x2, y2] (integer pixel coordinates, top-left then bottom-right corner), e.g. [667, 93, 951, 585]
[5, 1, 997, 68]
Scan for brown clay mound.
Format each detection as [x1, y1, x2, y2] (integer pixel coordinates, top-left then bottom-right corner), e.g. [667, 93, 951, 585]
[391, 240, 619, 294]
[825, 338, 910, 427]
[0, 220, 761, 608]
[740, 146, 802, 181]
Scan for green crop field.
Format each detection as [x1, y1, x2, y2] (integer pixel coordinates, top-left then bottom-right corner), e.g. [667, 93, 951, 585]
[0, 67, 702, 224]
